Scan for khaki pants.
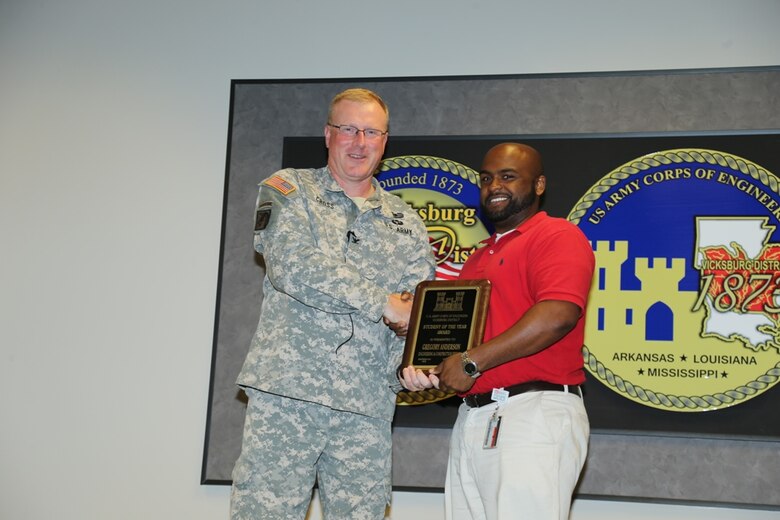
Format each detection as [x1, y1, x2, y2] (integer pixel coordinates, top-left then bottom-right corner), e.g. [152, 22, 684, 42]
[446, 390, 589, 520]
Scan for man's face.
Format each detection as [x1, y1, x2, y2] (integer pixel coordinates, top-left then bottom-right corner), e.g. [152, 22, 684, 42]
[324, 99, 388, 189]
[479, 146, 545, 233]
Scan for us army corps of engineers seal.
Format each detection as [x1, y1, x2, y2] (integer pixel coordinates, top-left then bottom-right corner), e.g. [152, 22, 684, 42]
[569, 149, 780, 411]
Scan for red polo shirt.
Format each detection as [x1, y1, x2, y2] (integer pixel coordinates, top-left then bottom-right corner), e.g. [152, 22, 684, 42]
[459, 211, 595, 394]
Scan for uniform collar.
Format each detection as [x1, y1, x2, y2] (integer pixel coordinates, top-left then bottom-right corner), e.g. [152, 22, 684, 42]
[320, 166, 392, 215]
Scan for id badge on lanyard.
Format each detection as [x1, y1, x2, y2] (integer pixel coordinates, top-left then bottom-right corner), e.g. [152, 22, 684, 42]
[483, 388, 509, 449]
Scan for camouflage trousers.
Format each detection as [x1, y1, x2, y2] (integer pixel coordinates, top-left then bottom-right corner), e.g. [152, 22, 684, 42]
[230, 388, 392, 520]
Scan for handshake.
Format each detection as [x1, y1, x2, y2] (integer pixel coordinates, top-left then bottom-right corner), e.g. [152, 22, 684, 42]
[382, 289, 462, 394]
[382, 290, 414, 337]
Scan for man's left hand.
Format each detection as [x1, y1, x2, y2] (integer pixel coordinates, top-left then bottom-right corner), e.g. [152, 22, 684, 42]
[430, 352, 476, 394]
[399, 365, 438, 392]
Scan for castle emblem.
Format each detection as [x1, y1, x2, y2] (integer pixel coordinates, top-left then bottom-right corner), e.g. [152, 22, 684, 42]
[433, 290, 465, 312]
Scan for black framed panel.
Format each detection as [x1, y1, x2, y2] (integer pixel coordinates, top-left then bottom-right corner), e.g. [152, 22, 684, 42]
[203, 69, 780, 508]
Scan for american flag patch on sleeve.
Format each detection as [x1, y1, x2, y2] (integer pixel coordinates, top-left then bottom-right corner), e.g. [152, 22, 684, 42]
[263, 175, 296, 196]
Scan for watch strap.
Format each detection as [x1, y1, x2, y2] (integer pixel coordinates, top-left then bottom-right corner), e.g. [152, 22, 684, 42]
[461, 351, 481, 378]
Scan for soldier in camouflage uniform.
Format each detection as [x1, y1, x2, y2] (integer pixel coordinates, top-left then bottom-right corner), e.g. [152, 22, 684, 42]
[230, 88, 436, 520]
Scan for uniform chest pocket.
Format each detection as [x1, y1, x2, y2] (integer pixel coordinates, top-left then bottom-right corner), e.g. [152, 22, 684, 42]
[344, 239, 404, 286]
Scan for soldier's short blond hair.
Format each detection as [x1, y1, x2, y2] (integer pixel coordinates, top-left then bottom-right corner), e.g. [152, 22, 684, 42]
[328, 88, 389, 129]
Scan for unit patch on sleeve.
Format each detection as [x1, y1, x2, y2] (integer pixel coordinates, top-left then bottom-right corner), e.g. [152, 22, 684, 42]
[254, 201, 272, 231]
[263, 175, 297, 196]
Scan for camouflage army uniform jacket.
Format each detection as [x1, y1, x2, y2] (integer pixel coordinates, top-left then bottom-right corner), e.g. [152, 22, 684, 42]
[237, 167, 436, 421]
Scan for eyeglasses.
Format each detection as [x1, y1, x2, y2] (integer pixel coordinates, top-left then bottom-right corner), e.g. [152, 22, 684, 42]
[328, 123, 388, 140]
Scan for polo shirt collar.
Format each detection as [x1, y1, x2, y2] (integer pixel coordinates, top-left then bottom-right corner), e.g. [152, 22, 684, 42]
[482, 211, 548, 246]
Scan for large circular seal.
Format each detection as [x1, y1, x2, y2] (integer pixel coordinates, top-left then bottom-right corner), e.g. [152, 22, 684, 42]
[569, 149, 780, 411]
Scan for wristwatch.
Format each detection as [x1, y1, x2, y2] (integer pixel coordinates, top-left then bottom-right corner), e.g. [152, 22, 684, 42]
[461, 351, 481, 378]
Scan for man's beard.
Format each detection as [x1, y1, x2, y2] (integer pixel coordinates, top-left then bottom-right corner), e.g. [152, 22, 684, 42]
[482, 189, 537, 224]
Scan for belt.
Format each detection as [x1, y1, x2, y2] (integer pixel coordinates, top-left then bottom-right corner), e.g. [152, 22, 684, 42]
[463, 381, 581, 408]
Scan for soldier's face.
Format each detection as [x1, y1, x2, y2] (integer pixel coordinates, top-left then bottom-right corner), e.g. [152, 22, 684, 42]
[325, 99, 388, 189]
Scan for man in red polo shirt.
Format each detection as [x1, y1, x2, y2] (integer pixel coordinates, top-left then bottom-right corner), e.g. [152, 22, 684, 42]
[401, 142, 595, 520]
